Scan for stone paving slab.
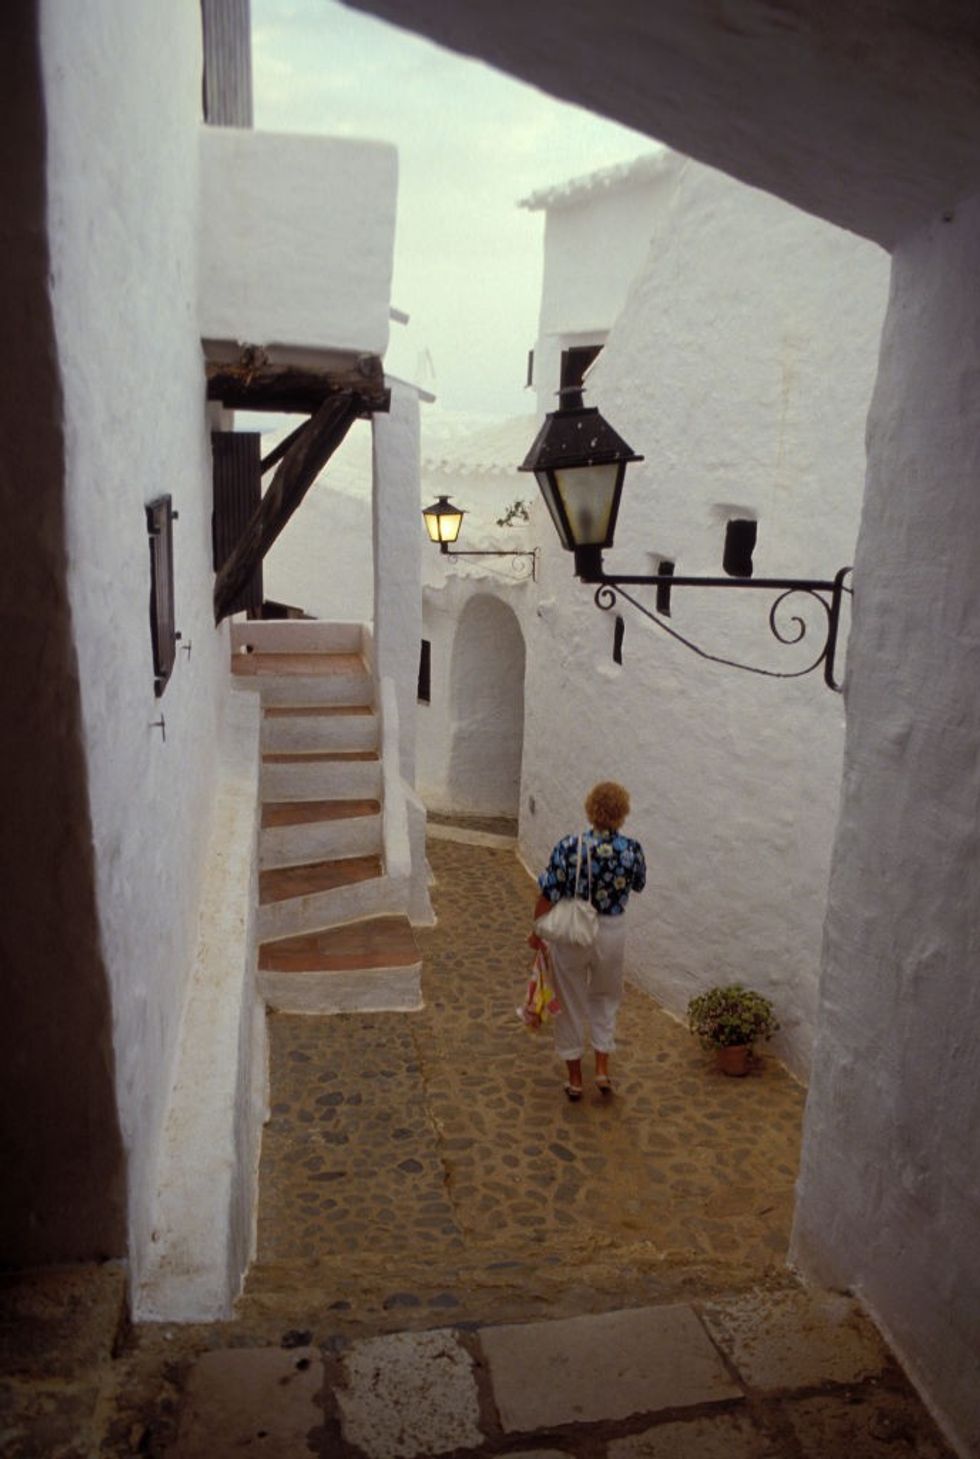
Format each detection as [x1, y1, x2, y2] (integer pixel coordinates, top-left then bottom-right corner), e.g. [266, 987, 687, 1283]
[699, 1286, 888, 1391]
[480, 1304, 741, 1432]
[335, 1328, 483, 1458]
[167, 1346, 322, 1458]
[607, 1411, 774, 1458]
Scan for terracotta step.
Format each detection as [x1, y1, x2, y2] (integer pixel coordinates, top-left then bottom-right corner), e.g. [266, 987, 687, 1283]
[259, 916, 419, 972]
[231, 651, 365, 678]
[259, 855, 382, 905]
[261, 799, 380, 830]
[264, 705, 373, 718]
[261, 750, 379, 764]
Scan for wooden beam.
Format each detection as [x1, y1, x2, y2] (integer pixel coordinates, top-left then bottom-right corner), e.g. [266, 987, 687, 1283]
[213, 391, 362, 623]
[206, 351, 390, 415]
[260, 417, 310, 475]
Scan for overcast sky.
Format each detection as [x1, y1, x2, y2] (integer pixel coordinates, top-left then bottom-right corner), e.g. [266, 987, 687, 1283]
[251, 0, 653, 419]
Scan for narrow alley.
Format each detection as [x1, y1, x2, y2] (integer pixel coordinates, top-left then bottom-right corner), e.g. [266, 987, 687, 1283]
[4, 831, 951, 1458]
[243, 834, 803, 1330]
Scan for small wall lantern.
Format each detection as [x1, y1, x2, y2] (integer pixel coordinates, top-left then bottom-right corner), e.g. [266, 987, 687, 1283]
[422, 494, 466, 549]
[519, 400, 852, 689]
[422, 494, 537, 579]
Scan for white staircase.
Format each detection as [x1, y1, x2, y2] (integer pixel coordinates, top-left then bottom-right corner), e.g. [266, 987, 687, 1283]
[232, 620, 423, 1014]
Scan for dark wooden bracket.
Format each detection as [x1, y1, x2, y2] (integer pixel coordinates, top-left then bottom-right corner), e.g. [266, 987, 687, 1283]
[206, 349, 390, 416]
[213, 391, 363, 623]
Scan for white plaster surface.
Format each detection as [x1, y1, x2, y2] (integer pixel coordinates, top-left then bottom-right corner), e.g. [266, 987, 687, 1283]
[372, 382, 423, 783]
[261, 708, 378, 754]
[257, 869, 400, 942]
[41, 0, 230, 1297]
[445, 593, 526, 816]
[379, 676, 412, 884]
[418, 575, 534, 817]
[480, 1304, 740, 1431]
[262, 422, 375, 622]
[199, 127, 396, 356]
[230, 619, 364, 654]
[405, 784, 435, 925]
[522, 154, 671, 417]
[260, 811, 382, 871]
[136, 694, 263, 1321]
[792, 195, 980, 1459]
[259, 963, 423, 1015]
[416, 414, 537, 816]
[337, 1328, 483, 1459]
[243, 666, 372, 707]
[259, 757, 381, 801]
[519, 153, 888, 1077]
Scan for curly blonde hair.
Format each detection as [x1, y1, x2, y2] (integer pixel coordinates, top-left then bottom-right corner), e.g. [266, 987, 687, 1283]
[585, 781, 631, 832]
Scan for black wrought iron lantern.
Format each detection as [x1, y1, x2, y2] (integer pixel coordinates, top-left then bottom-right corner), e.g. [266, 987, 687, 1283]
[519, 405, 643, 580]
[422, 494, 465, 550]
[519, 401, 853, 690]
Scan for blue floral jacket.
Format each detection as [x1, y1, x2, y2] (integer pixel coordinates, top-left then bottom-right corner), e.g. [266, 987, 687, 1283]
[538, 828, 646, 916]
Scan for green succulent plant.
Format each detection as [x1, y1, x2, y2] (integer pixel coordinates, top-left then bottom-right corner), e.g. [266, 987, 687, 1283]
[687, 984, 779, 1050]
[496, 499, 530, 528]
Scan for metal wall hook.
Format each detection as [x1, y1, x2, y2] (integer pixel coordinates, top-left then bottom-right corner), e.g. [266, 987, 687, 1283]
[149, 714, 167, 742]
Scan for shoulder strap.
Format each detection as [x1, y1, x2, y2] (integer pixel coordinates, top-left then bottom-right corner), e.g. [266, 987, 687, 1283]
[579, 832, 592, 902]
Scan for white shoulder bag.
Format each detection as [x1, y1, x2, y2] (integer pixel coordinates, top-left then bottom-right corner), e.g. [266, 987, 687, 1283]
[535, 836, 598, 948]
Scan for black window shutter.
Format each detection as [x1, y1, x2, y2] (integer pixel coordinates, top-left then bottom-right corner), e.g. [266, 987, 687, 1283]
[211, 432, 263, 617]
[147, 495, 177, 697]
[417, 640, 431, 703]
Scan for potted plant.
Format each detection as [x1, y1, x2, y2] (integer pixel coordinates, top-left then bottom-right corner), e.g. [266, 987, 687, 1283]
[687, 983, 779, 1076]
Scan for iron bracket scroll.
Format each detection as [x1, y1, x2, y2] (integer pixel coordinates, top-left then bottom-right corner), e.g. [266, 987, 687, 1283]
[439, 546, 538, 581]
[591, 566, 853, 690]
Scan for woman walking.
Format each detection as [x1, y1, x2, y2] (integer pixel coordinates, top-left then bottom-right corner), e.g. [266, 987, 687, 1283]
[530, 782, 646, 1100]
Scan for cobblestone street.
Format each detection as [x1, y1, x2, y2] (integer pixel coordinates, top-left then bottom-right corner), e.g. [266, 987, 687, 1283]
[2, 835, 954, 1457]
[242, 836, 805, 1335]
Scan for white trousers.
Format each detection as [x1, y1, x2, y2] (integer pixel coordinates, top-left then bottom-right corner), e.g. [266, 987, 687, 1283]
[548, 915, 628, 1061]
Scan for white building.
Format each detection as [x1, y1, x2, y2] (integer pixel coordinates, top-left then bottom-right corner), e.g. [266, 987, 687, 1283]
[351, 2, 980, 1448]
[518, 150, 888, 1079]
[3, 0, 429, 1322]
[417, 415, 537, 818]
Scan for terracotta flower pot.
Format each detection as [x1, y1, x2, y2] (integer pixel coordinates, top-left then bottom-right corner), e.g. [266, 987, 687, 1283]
[716, 1043, 752, 1077]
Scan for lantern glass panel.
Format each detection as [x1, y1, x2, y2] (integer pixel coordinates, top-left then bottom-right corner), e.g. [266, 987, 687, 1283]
[553, 462, 620, 547]
[535, 469, 573, 550]
[424, 506, 464, 544]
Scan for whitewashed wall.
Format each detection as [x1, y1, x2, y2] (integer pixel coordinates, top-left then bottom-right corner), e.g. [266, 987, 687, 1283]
[417, 439, 536, 816]
[263, 422, 374, 621]
[418, 572, 534, 817]
[200, 128, 397, 358]
[41, 0, 232, 1292]
[373, 381, 424, 782]
[792, 196, 980, 1455]
[519, 156, 889, 1077]
[526, 156, 673, 416]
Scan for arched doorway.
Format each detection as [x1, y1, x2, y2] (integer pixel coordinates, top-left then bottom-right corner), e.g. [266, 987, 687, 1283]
[446, 594, 526, 818]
